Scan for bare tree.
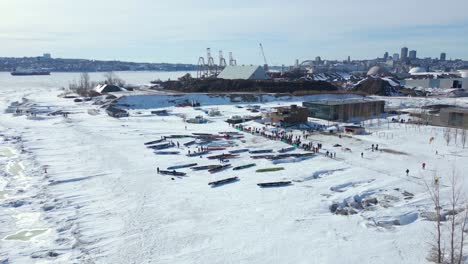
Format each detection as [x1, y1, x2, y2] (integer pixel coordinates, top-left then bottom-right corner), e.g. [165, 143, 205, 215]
[103, 72, 126, 87]
[444, 128, 452, 146]
[449, 170, 462, 264]
[458, 205, 467, 264]
[461, 129, 467, 149]
[69, 72, 96, 96]
[426, 172, 443, 263]
[79, 72, 91, 91]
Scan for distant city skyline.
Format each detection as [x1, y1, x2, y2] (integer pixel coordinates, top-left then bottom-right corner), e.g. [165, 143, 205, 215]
[1, 0, 468, 64]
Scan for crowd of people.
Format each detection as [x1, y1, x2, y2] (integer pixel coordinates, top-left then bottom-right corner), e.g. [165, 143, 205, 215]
[234, 124, 336, 157]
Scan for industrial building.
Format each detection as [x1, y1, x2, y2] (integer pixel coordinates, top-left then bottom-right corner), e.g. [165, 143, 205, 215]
[269, 105, 309, 125]
[440, 108, 468, 128]
[302, 99, 385, 122]
[420, 107, 468, 129]
[400, 78, 468, 89]
[217, 65, 268, 80]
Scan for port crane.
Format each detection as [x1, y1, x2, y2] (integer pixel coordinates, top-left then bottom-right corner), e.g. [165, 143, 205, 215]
[259, 43, 268, 71]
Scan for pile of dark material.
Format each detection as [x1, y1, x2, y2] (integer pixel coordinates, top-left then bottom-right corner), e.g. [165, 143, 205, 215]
[352, 77, 424, 96]
[353, 77, 399, 96]
[161, 78, 338, 94]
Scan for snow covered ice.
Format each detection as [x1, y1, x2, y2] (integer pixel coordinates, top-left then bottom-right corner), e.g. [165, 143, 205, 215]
[0, 72, 467, 263]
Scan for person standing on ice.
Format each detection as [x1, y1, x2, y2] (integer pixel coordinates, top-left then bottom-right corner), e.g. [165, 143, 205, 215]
[406, 169, 409, 176]
[422, 162, 426, 170]
[157, 167, 160, 174]
[361, 152, 364, 158]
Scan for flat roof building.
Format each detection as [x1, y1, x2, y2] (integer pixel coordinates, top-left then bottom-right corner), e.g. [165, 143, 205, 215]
[400, 78, 468, 89]
[270, 105, 309, 125]
[302, 99, 385, 122]
[418, 107, 468, 129]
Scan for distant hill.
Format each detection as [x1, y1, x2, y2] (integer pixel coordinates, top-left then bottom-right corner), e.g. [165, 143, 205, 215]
[0, 56, 196, 72]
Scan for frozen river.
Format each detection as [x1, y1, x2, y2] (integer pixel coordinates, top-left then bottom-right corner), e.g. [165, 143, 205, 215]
[0, 72, 467, 263]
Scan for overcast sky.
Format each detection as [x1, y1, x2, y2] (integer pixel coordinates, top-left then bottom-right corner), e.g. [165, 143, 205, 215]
[1, 0, 468, 64]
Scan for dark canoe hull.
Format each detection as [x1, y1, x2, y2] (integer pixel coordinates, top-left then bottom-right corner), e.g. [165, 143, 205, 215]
[154, 151, 180, 155]
[229, 149, 249, 154]
[256, 167, 284, 172]
[206, 147, 226, 151]
[208, 177, 239, 187]
[249, 149, 273, 154]
[208, 164, 232, 173]
[232, 163, 256, 170]
[251, 155, 276, 159]
[144, 139, 165, 145]
[278, 147, 295, 153]
[191, 165, 220, 171]
[290, 152, 315, 157]
[166, 135, 193, 139]
[159, 170, 186, 176]
[187, 150, 210, 157]
[207, 154, 239, 160]
[167, 163, 198, 170]
[218, 131, 243, 135]
[257, 181, 292, 187]
[148, 144, 172, 150]
[183, 140, 196, 146]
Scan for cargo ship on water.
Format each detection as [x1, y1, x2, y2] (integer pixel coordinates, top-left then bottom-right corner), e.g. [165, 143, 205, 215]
[10, 67, 51, 76]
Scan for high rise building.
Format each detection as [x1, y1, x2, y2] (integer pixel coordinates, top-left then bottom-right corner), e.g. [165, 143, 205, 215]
[384, 52, 389, 60]
[401, 47, 408, 61]
[409, 50, 417, 59]
[440, 52, 446, 61]
[392, 53, 399, 61]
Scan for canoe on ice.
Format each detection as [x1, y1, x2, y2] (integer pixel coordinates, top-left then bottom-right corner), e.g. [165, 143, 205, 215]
[186, 150, 210, 157]
[278, 147, 295, 153]
[257, 181, 292, 187]
[208, 164, 232, 173]
[191, 165, 220, 171]
[208, 177, 239, 187]
[154, 151, 180, 155]
[229, 148, 249, 154]
[256, 167, 284, 172]
[144, 139, 165, 145]
[232, 163, 256, 170]
[158, 170, 187, 176]
[167, 163, 198, 170]
[249, 149, 273, 154]
[250, 155, 276, 159]
[207, 154, 239, 160]
[183, 140, 196, 146]
[206, 147, 226, 151]
[147, 143, 173, 150]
